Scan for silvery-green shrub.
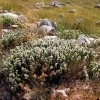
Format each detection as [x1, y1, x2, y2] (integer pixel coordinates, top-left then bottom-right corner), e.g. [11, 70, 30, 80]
[0, 29, 34, 49]
[3, 38, 95, 91]
[57, 30, 83, 39]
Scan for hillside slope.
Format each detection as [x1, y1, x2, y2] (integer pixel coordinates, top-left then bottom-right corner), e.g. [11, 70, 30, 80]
[0, 0, 100, 35]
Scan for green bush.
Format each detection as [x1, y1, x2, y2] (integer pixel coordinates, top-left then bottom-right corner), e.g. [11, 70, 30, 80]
[3, 38, 95, 91]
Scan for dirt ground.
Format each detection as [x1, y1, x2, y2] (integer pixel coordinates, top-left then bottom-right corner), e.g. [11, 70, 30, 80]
[0, 79, 100, 100]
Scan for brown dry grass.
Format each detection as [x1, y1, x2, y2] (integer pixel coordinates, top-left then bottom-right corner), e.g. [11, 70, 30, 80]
[50, 80, 100, 100]
[0, 0, 100, 35]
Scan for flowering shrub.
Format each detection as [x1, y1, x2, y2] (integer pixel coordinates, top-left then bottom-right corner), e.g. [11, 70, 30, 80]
[3, 38, 95, 91]
[0, 29, 34, 49]
[87, 39, 100, 78]
[89, 61, 100, 79]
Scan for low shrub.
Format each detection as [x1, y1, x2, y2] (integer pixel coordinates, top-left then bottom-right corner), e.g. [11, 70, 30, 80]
[57, 29, 83, 39]
[3, 38, 96, 91]
[0, 15, 15, 28]
[0, 29, 35, 49]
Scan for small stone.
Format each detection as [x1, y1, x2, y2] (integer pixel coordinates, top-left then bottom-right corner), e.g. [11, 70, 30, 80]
[44, 36, 58, 39]
[2, 10, 8, 13]
[11, 25, 18, 29]
[59, 14, 64, 18]
[68, 10, 74, 13]
[66, 1, 72, 4]
[96, 21, 100, 26]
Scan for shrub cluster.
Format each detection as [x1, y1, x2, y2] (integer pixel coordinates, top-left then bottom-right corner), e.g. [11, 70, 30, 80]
[87, 39, 100, 78]
[0, 29, 34, 49]
[3, 38, 96, 91]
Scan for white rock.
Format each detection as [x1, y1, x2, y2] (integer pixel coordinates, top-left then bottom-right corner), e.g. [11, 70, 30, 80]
[52, 88, 70, 97]
[56, 89, 68, 97]
[11, 25, 18, 29]
[44, 36, 58, 39]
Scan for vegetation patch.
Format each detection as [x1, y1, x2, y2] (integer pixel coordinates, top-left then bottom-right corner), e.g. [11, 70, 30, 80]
[2, 37, 100, 92]
[0, 28, 35, 49]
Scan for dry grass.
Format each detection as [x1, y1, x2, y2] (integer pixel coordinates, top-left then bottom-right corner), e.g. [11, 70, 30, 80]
[50, 80, 100, 100]
[0, 0, 100, 35]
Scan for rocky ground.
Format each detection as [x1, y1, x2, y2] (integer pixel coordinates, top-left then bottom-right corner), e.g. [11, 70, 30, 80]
[0, 77, 100, 100]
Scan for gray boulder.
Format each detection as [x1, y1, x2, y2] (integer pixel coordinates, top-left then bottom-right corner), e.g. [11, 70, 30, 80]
[36, 19, 57, 31]
[40, 19, 57, 31]
[38, 25, 56, 36]
[36, 19, 57, 36]
[77, 34, 94, 45]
